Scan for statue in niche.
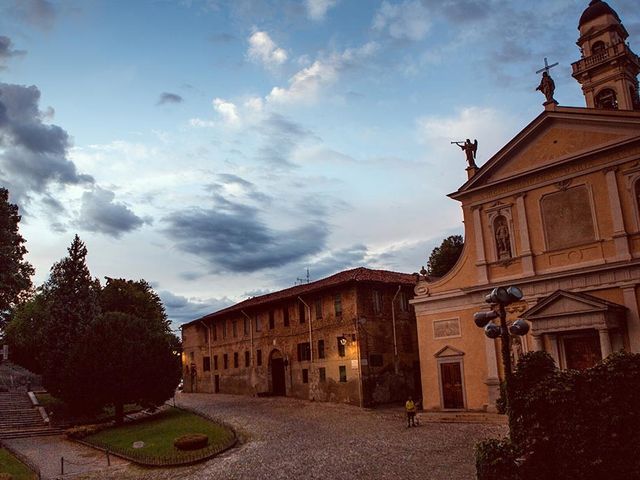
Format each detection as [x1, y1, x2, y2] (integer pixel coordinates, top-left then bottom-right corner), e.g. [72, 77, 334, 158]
[494, 215, 512, 260]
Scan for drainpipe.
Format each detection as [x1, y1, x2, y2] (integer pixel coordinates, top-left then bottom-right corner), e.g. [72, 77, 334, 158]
[241, 310, 254, 367]
[199, 320, 213, 392]
[391, 285, 401, 374]
[297, 297, 313, 362]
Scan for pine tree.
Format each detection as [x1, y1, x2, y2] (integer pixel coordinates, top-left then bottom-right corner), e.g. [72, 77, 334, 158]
[41, 235, 100, 405]
[0, 188, 34, 332]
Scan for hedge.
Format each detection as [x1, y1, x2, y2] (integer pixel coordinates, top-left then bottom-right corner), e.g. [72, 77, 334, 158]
[477, 351, 640, 480]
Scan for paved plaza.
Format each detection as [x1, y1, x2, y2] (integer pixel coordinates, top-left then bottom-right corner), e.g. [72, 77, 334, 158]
[64, 393, 506, 480]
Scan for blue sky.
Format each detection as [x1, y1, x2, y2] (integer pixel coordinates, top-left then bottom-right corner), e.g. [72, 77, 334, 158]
[1, 0, 639, 328]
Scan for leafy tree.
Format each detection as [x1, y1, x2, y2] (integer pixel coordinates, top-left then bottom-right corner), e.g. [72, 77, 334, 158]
[52, 277, 180, 423]
[4, 293, 48, 373]
[73, 308, 181, 424]
[427, 235, 464, 277]
[0, 188, 34, 333]
[41, 235, 101, 406]
[100, 277, 169, 331]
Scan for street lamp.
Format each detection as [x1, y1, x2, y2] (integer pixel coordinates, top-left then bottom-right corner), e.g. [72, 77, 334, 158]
[474, 286, 529, 414]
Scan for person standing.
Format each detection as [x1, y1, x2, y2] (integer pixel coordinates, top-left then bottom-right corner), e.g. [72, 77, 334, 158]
[405, 396, 417, 427]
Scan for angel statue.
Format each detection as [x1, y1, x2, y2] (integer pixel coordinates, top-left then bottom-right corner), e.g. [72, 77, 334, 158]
[452, 139, 478, 168]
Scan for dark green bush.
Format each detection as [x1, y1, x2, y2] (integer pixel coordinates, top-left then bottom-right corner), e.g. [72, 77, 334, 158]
[475, 437, 519, 480]
[477, 351, 640, 480]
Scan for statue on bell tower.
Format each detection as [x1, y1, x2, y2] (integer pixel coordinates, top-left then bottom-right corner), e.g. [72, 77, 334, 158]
[571, 0, 640, 111]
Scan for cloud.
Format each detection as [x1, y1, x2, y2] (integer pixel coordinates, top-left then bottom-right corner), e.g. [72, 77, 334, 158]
[255, 113, 315, 167]
[267, 42, 378, 104]
[163, 191, 328, 273]
[213, 98, 241, 126]
[0, 82, 93, 205]
[306, 244, 369, 280]
[157, 92, 184, 105]
[159, 290, 234, 325]
[6, 0, 56, 30]
[305, 0, 338, 21]
[0, 36, 26, 69]
[78, 186, 148, 237]
[247, 31, 288, 68]
[373, 0, 431, 41]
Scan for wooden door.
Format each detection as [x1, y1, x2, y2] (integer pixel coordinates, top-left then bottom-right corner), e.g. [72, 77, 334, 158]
[564, 333, 601, 370]
[271, 358, 286, 396]
[440, 362, 464, 409]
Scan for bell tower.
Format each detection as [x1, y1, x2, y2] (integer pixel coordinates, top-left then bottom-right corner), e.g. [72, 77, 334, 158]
[571, 0, 640, 111]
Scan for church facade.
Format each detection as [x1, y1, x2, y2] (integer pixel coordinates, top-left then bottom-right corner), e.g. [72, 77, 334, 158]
[412, 0, 640, 411]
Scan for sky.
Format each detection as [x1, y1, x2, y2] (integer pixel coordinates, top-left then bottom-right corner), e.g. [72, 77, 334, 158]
[1, 0, 639, 329]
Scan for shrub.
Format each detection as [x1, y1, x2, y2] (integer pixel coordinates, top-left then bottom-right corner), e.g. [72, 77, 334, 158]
[65, 424, 102, 439]
[475, 437, 519, 480]
[477, 351, 640, 480]
[174, 433, 209, 451]
[0, 473, 13, 480]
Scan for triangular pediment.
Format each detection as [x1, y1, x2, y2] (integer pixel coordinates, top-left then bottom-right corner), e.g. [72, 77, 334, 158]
[434, 345, 465, 358]
[522, 290, 625, 321]
[452, 107, 640, 197]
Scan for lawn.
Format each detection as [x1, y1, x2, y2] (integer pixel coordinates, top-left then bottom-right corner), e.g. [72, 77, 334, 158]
[0, 448, 36, 480]
[84, 408, 234, 464]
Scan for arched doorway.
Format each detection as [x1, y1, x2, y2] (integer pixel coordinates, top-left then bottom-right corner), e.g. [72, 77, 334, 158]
[270, 349, 286, 396]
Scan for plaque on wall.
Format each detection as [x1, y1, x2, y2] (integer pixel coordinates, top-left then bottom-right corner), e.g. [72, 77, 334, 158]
[541, 185, 596, 250]
[433, 319, 461, 339]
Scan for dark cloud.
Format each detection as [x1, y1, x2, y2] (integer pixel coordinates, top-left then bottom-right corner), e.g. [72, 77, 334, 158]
[163, 194, 328, 273]
[0, 36, 26, 69]
[5, 0, 56, 30]
[0, 83, 93, 204]
[159, 290, 234, 326]
[78, 187, 148, 237]
[420, 0, 494, 23]
[157, 92, 184, 105]
[255, 113, 315, 167]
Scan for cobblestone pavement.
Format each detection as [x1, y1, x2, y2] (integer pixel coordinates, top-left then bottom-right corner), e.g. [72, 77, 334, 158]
[75, 393, 506, 480]
[3, 434, 128, 479]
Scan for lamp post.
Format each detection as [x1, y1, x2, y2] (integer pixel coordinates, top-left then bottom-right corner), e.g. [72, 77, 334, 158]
[474, 286, 529, 416]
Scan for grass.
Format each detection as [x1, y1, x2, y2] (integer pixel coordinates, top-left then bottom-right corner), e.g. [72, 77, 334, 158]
[0, 448, 36, 480]
[84, 408, 234, 463]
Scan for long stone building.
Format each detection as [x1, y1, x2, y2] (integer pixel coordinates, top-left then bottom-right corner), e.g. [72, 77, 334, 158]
[412, 0, 640, 411]
[181, 267, 421, 406]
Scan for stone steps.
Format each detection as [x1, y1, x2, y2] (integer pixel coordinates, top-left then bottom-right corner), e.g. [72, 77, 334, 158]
[0, 391, 54, 438]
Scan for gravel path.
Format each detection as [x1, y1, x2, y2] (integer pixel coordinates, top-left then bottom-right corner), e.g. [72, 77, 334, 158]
[3, 434, 128, 479]
[75, 392, 506, 480]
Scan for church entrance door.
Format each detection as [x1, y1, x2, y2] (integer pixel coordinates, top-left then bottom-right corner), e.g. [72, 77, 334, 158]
[440, 362, 464, 409]
[270, 350, 286, 396]
[563, 331, 602, 370]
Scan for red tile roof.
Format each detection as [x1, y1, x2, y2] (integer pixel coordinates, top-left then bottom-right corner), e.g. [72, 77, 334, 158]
[183, 267, 416, 327]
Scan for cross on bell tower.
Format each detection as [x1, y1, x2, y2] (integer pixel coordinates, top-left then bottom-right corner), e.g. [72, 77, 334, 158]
[571, 0, 640, 111]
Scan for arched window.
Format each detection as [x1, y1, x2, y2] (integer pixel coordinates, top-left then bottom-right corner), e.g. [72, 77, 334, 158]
[592, 41, 606, 55]
[493, 215, 512, 260]
[595, 88, 618, 110]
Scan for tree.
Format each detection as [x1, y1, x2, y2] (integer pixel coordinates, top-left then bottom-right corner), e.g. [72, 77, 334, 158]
[0, 188, 34, 333]
[4, 293, 48, 373]
[74, 312, 180, 424]
[41, 235, 101, 406]
[427, 235, 464, 277]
